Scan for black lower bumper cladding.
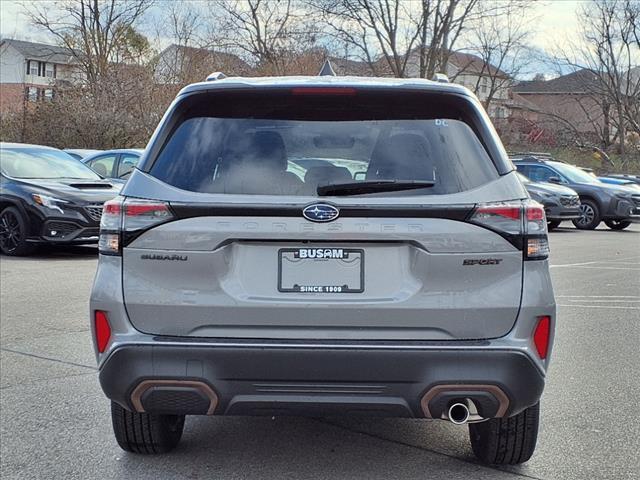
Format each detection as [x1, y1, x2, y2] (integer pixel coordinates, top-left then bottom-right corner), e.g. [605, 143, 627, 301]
[100, 343, 545, 419]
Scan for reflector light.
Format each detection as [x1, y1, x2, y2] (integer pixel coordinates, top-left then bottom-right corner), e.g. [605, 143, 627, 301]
[291, 87, 357, 96]
[533, 315, 551, 359]
[94, 311, 111, 353]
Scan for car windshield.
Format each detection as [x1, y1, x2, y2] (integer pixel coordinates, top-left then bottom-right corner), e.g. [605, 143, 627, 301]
[149, 91, 499, 197]
[0, 147, 101, 180]
[549, 161, 600, 184]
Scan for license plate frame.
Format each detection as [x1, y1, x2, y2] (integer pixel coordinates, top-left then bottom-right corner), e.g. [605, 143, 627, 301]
[277, 247, 365, 293]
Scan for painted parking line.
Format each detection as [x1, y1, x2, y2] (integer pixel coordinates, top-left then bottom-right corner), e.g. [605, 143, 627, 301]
[558, 304, 640, 310]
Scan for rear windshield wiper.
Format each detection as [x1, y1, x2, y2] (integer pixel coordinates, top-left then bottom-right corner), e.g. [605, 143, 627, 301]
[317, 180, 435, 196]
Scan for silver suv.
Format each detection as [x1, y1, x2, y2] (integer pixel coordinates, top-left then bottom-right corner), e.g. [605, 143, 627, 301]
[90, 76, 555, 464]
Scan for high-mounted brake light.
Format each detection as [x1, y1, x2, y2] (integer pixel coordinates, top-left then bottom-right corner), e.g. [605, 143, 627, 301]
[291, 87, 357, 96]
[98, 197, 173, 255]
[533, 315, 551, 359]
[94, 310, 111, 353]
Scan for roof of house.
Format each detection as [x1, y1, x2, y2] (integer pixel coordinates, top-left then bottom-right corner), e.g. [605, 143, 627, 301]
[448, 51, 509, 78]
[1, 38, 77, 64]
[513, 69, 601, 94]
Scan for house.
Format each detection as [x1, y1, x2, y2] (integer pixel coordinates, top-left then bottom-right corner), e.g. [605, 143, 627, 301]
[512, 69, 607, 142]
[155, 44, 251, 84]
[0, 39, 81, 113]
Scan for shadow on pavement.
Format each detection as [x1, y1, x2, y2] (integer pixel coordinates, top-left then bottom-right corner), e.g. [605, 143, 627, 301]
[1, 244, 98, 261]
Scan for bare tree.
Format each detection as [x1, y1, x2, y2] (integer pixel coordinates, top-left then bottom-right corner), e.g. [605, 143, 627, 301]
[315, 0, 423, 77]
[552, 0, 640, 157]
[457, 1, 535, 112]
[24, 0, 154, 84]
[211, 0, 316, 74]
[316, 0, 503, 79]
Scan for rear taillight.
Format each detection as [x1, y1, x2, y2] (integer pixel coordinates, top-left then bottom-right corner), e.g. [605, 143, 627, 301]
[533, 315, 551, 359]
[99, 197, 173, 255]
[469, 200, 549, 260]
[94, 310, 111, 353]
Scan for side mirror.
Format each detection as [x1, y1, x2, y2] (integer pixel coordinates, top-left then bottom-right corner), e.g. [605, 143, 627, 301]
[548, 176, 562, 184]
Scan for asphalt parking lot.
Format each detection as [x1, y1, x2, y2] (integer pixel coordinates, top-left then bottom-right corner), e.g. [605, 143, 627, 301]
[1, 224, 639, 480]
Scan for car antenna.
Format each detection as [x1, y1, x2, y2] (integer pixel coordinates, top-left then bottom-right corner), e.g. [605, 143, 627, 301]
[318, 59, 336, 76]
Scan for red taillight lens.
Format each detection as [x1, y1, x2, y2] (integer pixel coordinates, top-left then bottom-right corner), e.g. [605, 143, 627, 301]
[533, 315, 551, 359]
[99, 197, 123, 255]
[469, 200, 549, 260]
[123, 199, 172, 231]
[99, 198, 172, 255]
[94, 310, 111, 353]
[469, 202, 523, 235]
[291, 87, 357, 96]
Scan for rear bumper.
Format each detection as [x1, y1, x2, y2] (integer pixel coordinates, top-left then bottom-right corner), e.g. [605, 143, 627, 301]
[99, 342, 545, 419]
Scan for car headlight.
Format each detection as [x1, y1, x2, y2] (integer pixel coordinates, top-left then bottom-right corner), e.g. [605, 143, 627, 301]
[538, 192, 555, 199]
[32, 194, 69, 214]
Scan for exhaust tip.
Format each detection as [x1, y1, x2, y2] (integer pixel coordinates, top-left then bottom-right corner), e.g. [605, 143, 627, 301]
[448, 402, 470, 425]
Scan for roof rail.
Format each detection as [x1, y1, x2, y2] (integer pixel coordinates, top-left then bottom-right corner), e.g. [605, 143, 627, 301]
[206, 72, 226, 81]
[431, 73, 449, 83]
[318, 59, 336, 76]
[507, 151, 553, 157]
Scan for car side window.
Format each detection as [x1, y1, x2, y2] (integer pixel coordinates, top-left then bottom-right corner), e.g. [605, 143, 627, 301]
[117, 154, 140, 177]
[527, 165, 559, 183]
[88, 155, 117, 178]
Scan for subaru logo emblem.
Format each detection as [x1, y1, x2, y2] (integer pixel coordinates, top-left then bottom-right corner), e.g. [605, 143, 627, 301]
[303, 203, 340, 222]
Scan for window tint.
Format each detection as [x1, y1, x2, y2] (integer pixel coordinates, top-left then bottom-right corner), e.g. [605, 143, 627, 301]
[88, 155, 117, 177]
[526, 165, 558, 183]
[149, 92, 499, 197]
[117, 154, 139, 177]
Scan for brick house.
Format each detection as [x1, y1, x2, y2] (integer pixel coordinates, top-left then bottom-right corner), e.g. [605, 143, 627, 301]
[0, 39, 81, 113]
[512, 69, 607, 144]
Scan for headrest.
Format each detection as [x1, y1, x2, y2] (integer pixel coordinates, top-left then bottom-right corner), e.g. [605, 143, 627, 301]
[245, 131, 287, 171]
[367, 133, 434, 181]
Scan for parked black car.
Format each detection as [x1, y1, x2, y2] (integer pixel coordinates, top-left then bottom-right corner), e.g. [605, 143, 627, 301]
[511, 155, 640, 230]
[82, 149, 143, 179]
[0, 143, 121, 255]
[516, 172, 581, 230]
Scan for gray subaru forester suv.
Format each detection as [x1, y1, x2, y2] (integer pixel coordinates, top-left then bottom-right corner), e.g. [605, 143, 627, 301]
[90, 75, 555, 464]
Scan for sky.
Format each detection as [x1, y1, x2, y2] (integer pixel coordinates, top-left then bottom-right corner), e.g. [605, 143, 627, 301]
[0, 0, 586, 76]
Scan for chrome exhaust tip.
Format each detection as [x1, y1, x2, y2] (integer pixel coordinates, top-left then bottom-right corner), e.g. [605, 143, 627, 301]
[448, 402, 470, 425]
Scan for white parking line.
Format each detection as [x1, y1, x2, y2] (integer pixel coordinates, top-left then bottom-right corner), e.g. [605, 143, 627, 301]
[550, 262, 640, 270]
[557, 304, 640, 310]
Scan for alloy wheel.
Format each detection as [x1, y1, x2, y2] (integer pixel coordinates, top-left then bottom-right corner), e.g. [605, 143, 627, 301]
[0, 210, 22, 253]
[577, 204, 595, 226]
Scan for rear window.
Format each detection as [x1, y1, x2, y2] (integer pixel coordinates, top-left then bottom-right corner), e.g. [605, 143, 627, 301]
[149, 90, 499, 196]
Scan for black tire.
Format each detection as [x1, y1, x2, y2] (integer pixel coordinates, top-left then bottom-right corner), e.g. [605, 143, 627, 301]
[468, 402, 540, 465]
[547, 220, 561, 231]
[604, 219, 632, 230]
[111, 401, 185, 454]
[572, 199, 601, 230]
[0, 206, 35, 256]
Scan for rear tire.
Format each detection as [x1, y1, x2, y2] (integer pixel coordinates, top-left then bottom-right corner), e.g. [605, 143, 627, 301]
[604, 219, 632, 230]
[111, 401, 185, 454]
[0, 206, 35, 256]
[572, 200, 600, 230]
[468, 402, 540, 465]
[547, 220, 561, 231]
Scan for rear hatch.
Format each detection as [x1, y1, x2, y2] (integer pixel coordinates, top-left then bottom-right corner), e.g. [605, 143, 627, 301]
[116, 86, 530, 340]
